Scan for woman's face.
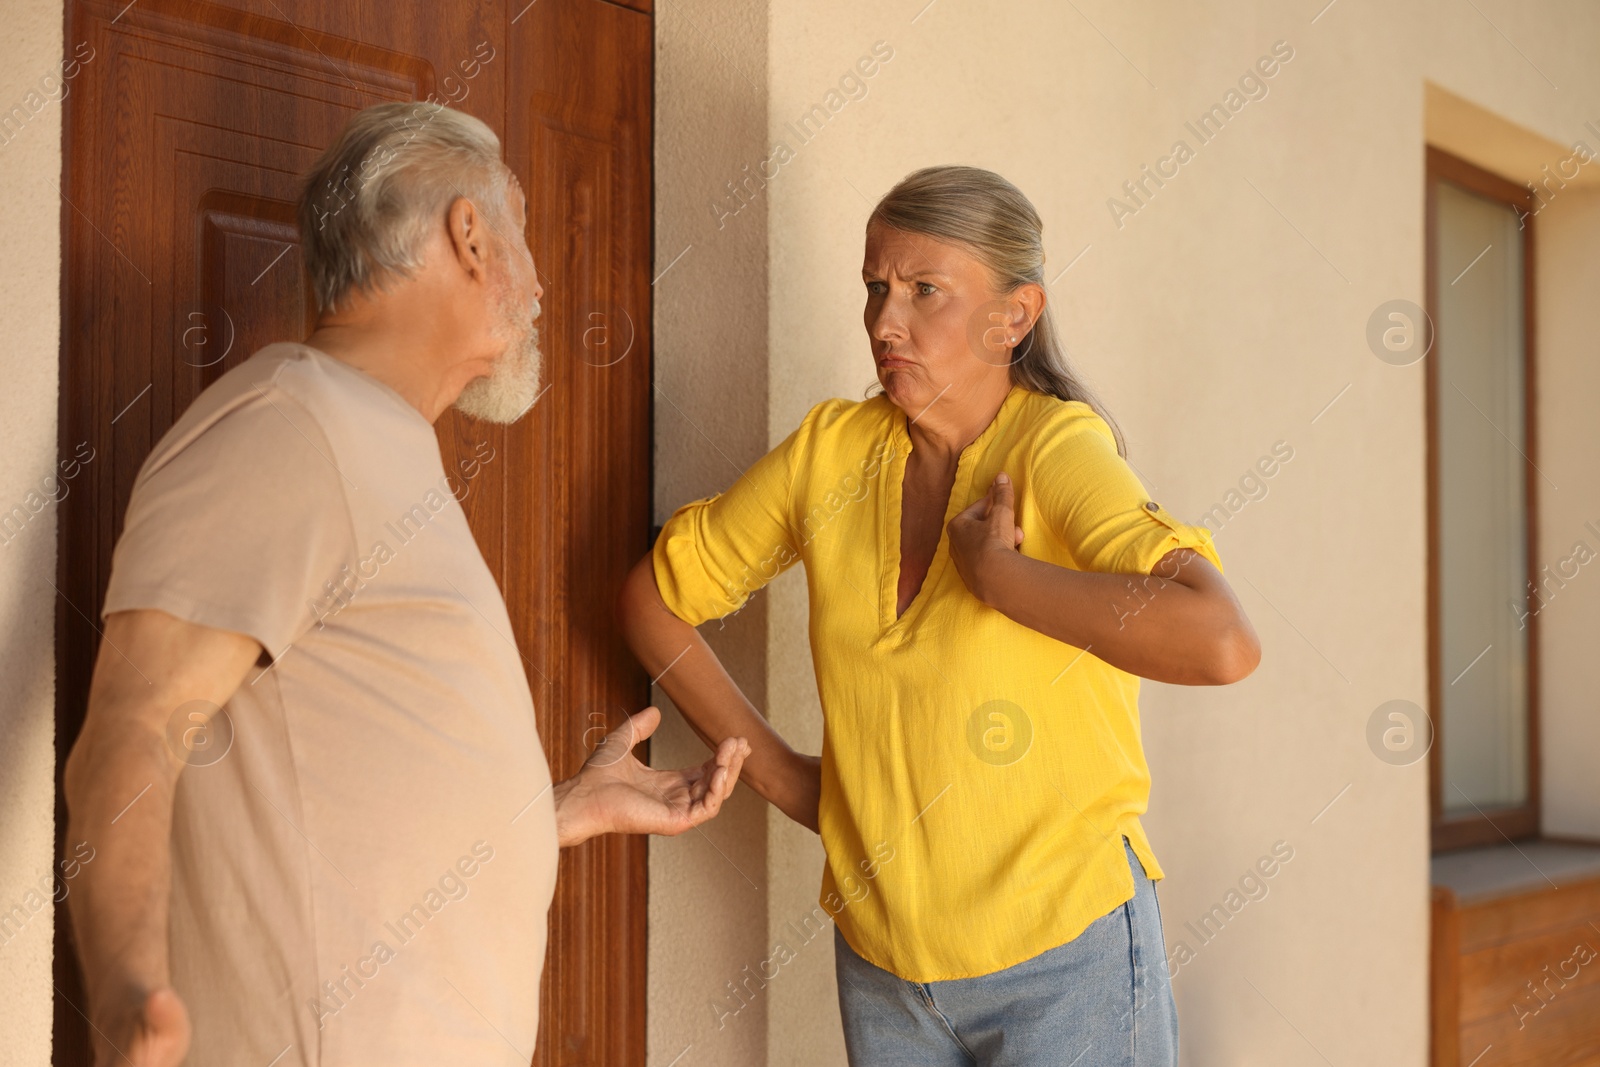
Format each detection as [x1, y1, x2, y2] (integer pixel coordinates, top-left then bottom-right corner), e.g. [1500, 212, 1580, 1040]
[862, 222, 1023, 417]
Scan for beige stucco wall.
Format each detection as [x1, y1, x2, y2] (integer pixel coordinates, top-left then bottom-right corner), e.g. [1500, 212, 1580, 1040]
[0, 2, 64, 1065]
[649, 2, 775, 1065]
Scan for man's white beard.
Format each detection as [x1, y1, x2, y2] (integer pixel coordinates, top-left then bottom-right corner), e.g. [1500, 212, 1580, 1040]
[454, 289, 543, 424]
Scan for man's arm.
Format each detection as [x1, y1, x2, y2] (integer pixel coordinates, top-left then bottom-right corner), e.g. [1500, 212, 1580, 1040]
[64, 609, 261, 1067]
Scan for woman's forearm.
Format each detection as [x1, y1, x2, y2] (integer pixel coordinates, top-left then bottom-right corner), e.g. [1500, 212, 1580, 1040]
[618, 556, 820, 831]
[973, 547, 1258, 685]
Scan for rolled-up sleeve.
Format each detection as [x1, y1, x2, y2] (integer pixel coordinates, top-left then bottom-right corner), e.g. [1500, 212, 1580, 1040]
[1030, 404, 1223, 577]
[652, 413, 814, 627]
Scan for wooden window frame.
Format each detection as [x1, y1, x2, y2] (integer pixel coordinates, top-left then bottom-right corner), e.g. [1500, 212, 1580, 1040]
[1424, 145, 1541, 852]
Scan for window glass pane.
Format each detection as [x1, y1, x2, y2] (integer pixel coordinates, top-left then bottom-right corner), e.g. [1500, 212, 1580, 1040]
[1435, 179, 1529, 818]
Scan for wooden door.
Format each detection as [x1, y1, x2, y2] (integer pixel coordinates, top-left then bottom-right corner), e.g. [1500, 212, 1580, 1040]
[52, 1, 652, 1064]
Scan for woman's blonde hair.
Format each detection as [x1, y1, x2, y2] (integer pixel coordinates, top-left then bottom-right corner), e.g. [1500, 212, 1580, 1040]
[868, 165, 1127, 457]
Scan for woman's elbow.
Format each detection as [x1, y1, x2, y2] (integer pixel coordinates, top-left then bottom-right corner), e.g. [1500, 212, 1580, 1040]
[1208, 619, 1261, 685]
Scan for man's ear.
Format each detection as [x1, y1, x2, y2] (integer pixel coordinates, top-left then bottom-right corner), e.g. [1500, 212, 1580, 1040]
[445, 196, 491, 283]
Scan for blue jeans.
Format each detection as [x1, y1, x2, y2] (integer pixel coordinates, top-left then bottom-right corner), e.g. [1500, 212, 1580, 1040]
[833, 836, 1178, 1066]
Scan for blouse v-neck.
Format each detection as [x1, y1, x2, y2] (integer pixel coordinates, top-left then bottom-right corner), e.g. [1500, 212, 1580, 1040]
[877, 384, 1027, 640]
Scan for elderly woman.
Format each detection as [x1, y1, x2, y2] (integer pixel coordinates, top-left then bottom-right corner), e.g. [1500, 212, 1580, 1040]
[620, 165, 1260, 1066]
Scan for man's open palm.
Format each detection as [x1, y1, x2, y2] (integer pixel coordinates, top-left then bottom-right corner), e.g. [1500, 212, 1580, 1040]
[556, 706, 750, 844]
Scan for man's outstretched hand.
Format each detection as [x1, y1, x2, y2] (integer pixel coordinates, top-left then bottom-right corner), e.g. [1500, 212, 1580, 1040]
[553, 706, 750, 846]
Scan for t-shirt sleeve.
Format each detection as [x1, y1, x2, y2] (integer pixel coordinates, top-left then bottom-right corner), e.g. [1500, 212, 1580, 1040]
[102, 390, 357, 660]
[651, 411, 816, 627]
[1030, 404, 1224, 577]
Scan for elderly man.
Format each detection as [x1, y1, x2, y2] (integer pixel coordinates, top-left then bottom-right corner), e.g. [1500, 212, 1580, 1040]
[63, 102, 747, 1067]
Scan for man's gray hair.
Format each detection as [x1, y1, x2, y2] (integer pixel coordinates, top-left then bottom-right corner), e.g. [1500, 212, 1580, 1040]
[297, 101, 511, 313]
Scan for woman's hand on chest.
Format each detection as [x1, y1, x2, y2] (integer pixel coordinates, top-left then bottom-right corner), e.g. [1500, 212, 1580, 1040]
[945, 472, 1025, 605]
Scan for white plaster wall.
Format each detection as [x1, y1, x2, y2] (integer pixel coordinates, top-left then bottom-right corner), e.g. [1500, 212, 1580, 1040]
[0, 2, 64, 1064]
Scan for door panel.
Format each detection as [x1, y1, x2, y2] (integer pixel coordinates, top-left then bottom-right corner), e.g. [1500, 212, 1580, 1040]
[55, 1, 651, 1064]
[504, 2, 652, 1059]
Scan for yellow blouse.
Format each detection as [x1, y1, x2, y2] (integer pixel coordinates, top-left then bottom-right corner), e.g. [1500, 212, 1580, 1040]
[651, 383, 1224, 981]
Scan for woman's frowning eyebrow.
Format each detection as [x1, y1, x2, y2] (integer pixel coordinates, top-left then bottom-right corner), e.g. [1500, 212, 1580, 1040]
[860, 267, 954, 282]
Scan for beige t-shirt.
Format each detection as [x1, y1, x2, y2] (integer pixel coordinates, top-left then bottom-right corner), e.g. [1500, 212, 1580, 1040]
[103, 343, 559, 1066]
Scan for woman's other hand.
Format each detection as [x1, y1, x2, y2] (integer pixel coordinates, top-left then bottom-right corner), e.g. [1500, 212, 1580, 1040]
[947, 472, 1025, 605]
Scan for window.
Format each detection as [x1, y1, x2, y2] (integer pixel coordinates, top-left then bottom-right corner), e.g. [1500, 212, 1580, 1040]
[1425, 146, 1540, 851]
